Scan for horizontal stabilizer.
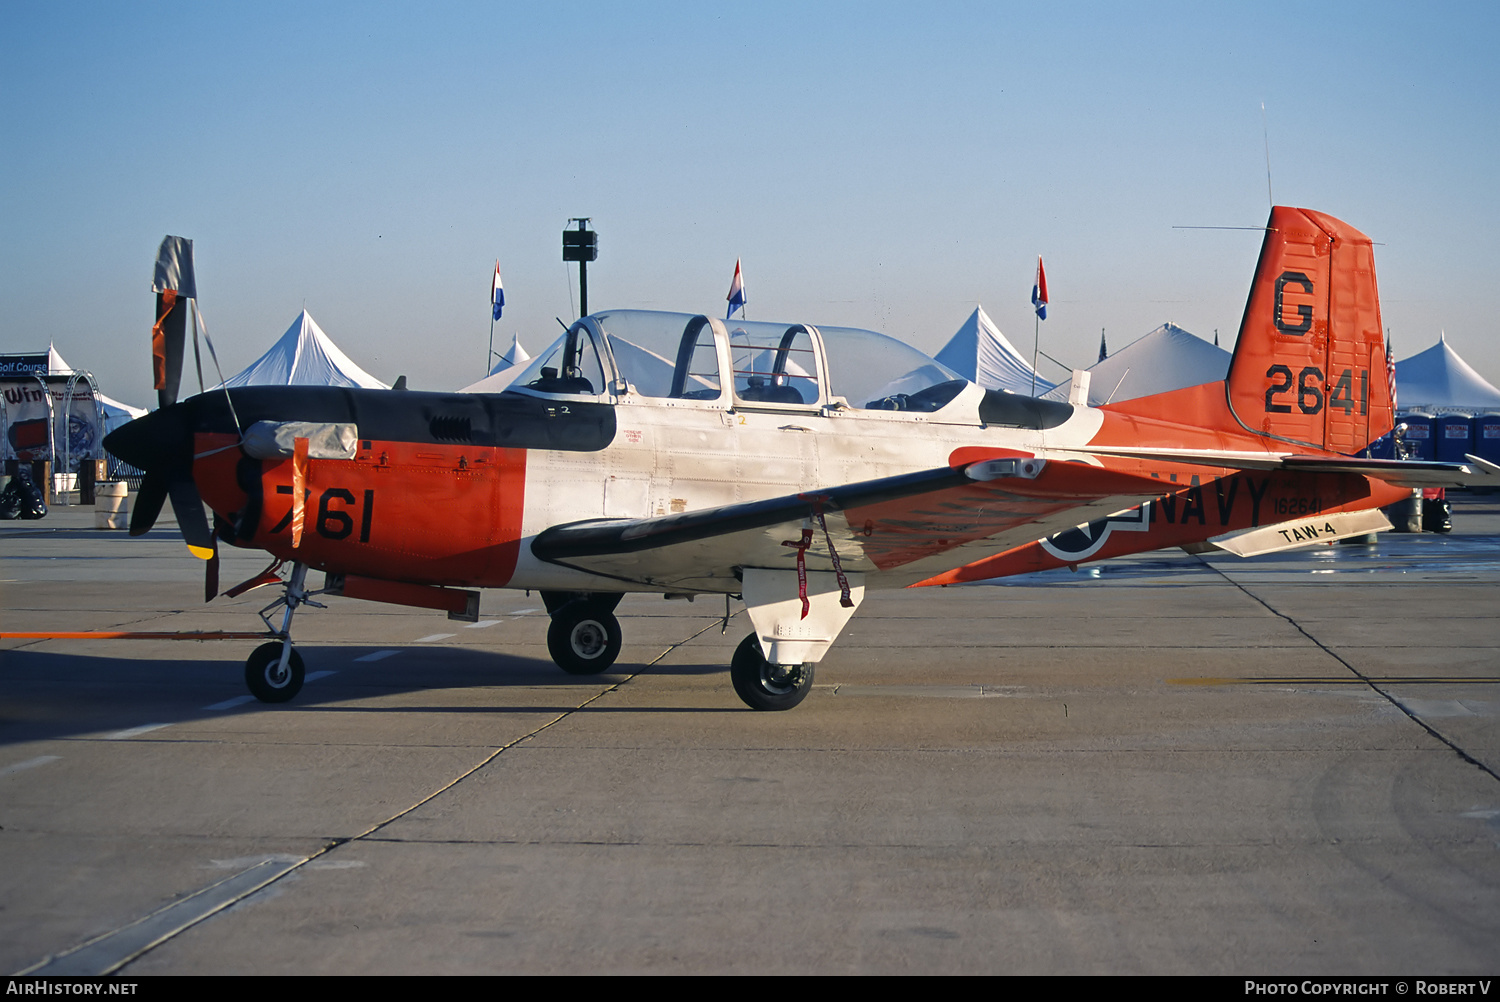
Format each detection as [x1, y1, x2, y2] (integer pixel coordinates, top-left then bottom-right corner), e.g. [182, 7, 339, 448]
[1206, 508, 1391, 558]
[1077, 443, 1493, 489]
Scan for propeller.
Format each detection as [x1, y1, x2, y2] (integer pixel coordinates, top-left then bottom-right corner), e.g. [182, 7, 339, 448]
[104, 400, 215, 556]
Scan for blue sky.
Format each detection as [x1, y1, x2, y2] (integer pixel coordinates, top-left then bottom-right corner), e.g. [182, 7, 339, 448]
[4, 2, 1497, 404]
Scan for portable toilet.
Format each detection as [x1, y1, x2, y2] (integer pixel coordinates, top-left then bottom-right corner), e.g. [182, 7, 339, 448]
[1436, 413, 1474, 463]
[1476, 413, 1500, 465]
[1398, 412, 1435, 461]
[1364, 430, 1395, 460]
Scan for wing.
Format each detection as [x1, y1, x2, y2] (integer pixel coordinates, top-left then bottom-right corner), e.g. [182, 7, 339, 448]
[531, 457, 1165, 592]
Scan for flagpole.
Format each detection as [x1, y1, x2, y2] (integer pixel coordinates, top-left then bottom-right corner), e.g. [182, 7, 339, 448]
[487, 316, 494, 376]
[1031, 314, 1039, 396]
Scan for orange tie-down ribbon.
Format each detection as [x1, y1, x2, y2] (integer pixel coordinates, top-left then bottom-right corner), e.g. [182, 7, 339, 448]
[290, 436, 309, 548]
[780, 496, 855, 619]
[150, 289, 178, 390]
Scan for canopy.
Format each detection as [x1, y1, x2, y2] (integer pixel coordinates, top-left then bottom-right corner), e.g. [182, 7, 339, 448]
[935, 306, 1053, 396]
[217, 310, 387, 389]
[1394, 334, 1500, 414]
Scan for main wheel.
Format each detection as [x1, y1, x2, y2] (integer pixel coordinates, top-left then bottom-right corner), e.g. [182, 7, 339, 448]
[729, 632, 814, 711]
[245, 641, 305, 703]
[547, 602, 622, 675]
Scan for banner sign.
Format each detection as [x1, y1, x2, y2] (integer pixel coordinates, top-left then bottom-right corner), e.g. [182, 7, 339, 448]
[1, 379, 102, 467]
[0, 354, 51, 377]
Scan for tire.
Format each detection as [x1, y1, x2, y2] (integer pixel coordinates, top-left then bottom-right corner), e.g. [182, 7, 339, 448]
[245, 641, 305, 703]
[729, 632, 814, 711]
[547, 602, 622, 675]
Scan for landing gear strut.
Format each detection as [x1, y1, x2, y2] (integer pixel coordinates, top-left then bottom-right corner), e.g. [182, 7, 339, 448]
[729, 632, 814, 711]
[245, 562, 324, 703]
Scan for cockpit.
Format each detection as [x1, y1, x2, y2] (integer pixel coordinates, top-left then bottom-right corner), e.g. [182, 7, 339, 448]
[503, 310, 971, 414]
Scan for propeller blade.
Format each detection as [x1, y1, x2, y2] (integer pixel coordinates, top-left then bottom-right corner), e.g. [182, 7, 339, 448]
[168, 476, 215, 560]
[205, 540, 220, 602]
[151, 237, 196, 409]
[131, 470, 169, 536]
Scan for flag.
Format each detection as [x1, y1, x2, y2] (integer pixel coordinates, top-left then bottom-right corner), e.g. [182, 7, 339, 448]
[1031, 257, 1048, 320]
[491, 261, 505, 322]
[725, 258, 746, 320]
[1386, 338, 1398, 413]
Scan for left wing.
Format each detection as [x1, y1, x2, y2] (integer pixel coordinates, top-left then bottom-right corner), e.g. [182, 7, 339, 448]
[531, 457, 1164, 592]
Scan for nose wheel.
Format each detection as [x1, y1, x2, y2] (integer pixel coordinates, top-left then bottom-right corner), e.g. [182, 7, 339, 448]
[245, 641, 305, 703]
[547, 599, 623, 674]
[729, 632, 814, 711]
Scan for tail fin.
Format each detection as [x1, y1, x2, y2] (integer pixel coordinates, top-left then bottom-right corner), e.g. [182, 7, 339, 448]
[1225, 206, 1394, 454]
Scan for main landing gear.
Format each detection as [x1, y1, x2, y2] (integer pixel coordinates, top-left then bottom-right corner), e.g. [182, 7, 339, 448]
[539, 579, 845, 711]
[729, 633, 814, 711]
[542, 592, 624, 675]
[245, 561, 324, 703]
[538, 590, 814, 711]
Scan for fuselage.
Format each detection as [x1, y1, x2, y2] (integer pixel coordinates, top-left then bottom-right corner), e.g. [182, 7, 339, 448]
[101, 310, 1399, 599]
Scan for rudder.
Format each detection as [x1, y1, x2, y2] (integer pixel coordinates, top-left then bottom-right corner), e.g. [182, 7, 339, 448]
[1225, 206, 1394, 454]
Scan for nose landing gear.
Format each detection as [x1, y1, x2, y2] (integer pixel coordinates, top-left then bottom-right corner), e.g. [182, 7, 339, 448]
[244, 561, 325, 703]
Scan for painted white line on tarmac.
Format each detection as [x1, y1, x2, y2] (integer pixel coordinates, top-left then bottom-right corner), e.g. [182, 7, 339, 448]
[511, 607, 540, 615]
[415, 633, 455, 643]
[0, 755, 60, 777]
[355, 649, 400, 662]
[305, 670, 337, 682]
[465, 620, 501, 629]
[204, 695, 255, 711]
[104, 723, 170, 740]
[20, 856, 306, 976]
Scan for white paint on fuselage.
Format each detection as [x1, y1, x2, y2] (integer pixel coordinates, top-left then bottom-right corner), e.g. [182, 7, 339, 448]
[505, 380, 1106, 594]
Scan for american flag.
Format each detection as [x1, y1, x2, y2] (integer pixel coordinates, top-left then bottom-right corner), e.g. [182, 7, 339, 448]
[1386, 337, 1397, 413]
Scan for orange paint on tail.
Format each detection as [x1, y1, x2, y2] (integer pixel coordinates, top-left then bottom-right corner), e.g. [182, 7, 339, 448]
[1225, 206, 1394, 454]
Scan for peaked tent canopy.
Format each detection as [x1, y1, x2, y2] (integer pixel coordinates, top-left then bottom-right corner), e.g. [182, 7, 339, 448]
[1394, 335, 1500, 414]
[1046, 323, 1231, 406]
[462, 334, 535, 393]
[935, 306, 1054, 396]
[216, 310, 388, 390]
[488, 333, 531, 376]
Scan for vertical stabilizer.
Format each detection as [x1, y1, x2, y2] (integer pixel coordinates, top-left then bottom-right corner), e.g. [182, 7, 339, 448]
[1225, 207, 1393, 453]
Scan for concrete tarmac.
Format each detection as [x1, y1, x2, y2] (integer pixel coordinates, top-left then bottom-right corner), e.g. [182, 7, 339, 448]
[2, 501, 1497, 975]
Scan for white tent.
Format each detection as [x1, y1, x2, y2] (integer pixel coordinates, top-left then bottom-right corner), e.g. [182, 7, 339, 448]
[489, 333, 531, 376]
[935, 306, 1053, 396]
[217, 310, 388, 389]
[1394, 334, 1500, 414]
[460, 334, 534, 393]
[1047, 323, 1231, 406]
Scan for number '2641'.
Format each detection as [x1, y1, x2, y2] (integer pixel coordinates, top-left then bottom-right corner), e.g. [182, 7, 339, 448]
[1264, 365, 1367, 416]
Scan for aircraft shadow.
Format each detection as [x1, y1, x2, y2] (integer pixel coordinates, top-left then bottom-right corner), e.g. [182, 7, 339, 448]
[0, 645, 739, 746]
